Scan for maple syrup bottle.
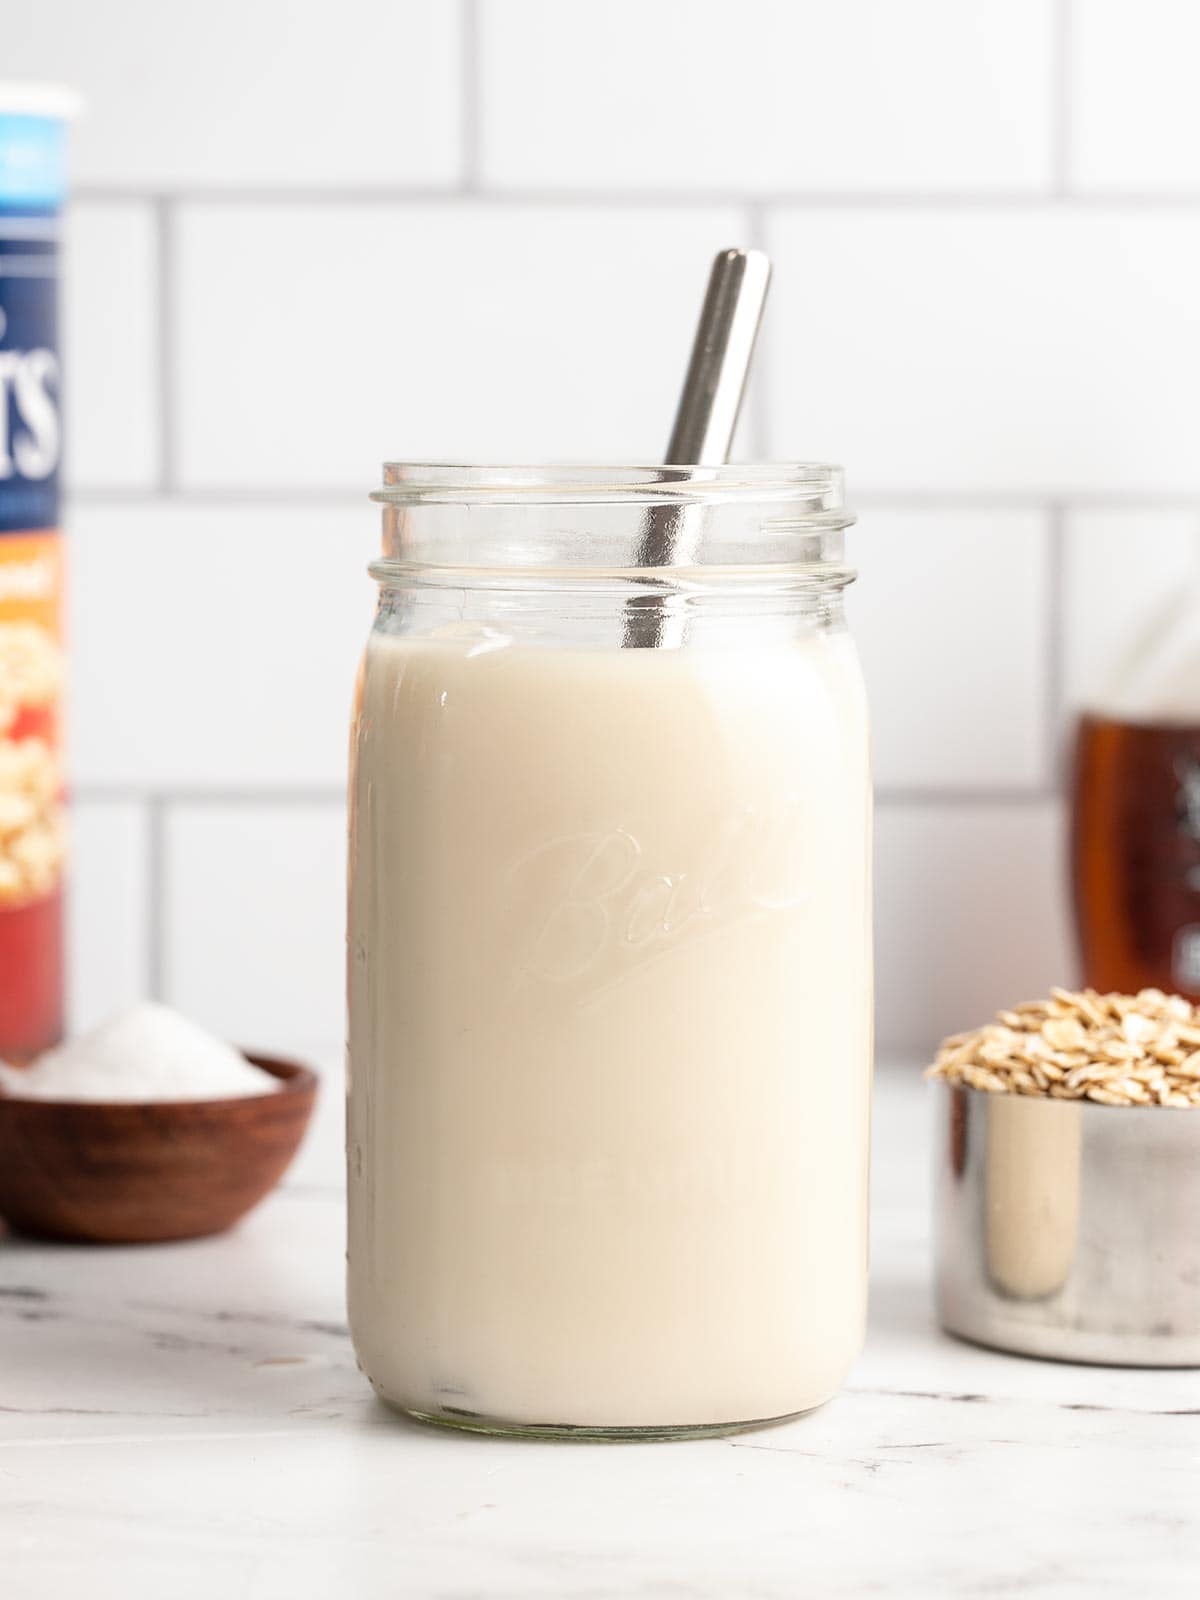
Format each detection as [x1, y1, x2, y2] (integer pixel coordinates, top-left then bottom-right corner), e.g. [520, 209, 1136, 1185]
[1071, 573, 1200, 998]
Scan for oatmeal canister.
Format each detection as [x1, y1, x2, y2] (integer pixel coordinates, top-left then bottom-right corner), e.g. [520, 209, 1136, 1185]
[0, 88, 74, 1061]
[348, 464, 873, 1437]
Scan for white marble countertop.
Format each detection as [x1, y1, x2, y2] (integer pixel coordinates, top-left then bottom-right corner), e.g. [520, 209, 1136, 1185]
[2, 1068, 1198, 1599]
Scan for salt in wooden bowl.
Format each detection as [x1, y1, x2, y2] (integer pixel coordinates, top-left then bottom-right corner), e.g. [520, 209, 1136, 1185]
[0, 1052, 317, 1244]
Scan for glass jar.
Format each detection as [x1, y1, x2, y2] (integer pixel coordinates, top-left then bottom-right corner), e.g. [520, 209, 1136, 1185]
[347, 464, 872, 1439]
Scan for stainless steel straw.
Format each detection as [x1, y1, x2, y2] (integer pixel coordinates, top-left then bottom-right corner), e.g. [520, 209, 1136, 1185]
[624, 247, 772, 647]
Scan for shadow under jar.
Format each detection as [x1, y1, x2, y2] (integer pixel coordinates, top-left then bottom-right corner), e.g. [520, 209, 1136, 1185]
[347, 464, 873, 1439]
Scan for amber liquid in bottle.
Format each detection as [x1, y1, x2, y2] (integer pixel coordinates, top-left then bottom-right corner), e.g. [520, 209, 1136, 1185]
[1071, 712, 1200, 999]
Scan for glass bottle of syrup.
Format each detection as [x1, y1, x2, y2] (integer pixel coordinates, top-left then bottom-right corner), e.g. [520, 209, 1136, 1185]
[1071, 568, 1200, 998]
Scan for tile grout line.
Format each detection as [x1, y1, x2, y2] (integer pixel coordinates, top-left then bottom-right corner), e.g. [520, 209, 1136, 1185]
[460, 0, 482, 194]
[1052, 0, 1074, 199]
[70, 185, 1200, 211]
[154, 197, 177, 494]
[145, 796, 166, 1002]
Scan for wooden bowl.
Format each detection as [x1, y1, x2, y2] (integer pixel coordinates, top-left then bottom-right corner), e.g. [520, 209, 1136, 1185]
[0, 1053, 318, 1244]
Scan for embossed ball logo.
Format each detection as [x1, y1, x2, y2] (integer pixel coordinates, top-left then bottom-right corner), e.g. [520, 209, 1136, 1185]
[512, 802, 807, 988]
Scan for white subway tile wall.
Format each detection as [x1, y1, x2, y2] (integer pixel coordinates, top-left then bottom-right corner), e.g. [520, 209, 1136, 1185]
[64, 201, 159, 489]
[68, 503, 376, 787]
[849, 510, 1050, 790]
[14, 0, 1188, 1056]
[480, 1, 1054, 194]
[172, 203, 746, 486]
[1062, 510, 1200, 717]
[162, 804, 347, 1055]
[874, 803, 1073, 1049]
[1070, 0, 1200, 193]
[766, 208, 1200, 496]
[68, 802, 150, 1032]
[2, 1, 462, 187]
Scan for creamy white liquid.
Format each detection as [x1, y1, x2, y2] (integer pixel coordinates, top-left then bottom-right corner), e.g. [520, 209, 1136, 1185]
[347, 623, 872, 1430]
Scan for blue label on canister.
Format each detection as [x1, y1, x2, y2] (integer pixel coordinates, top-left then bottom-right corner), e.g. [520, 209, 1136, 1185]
[0, 105, 65, 534]
[0, 240, 58, 533]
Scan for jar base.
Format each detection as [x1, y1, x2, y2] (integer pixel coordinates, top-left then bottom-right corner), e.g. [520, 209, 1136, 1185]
[391, 1399, 816, 1442]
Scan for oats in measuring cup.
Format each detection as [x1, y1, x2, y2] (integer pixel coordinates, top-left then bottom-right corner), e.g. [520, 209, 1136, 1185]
[926, 987, 1200, 1107]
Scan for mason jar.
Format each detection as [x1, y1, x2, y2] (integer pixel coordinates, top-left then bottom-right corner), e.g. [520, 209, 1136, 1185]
[347, 464, 872, 1439]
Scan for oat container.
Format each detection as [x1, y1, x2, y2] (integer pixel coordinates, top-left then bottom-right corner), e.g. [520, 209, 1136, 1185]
[0, 86, 75, 1062]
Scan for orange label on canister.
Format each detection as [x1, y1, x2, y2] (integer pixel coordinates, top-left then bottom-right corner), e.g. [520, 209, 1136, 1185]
[0, 528, 65, 1059]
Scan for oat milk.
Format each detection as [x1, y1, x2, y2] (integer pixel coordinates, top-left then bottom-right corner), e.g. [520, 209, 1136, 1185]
[348, 621, 872, 1431]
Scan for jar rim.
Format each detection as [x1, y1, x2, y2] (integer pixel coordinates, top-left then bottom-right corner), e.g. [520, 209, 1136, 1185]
[373, 461, 849, 511]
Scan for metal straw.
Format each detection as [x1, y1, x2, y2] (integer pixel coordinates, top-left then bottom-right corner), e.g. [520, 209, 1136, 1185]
[624, 247, 772, 646]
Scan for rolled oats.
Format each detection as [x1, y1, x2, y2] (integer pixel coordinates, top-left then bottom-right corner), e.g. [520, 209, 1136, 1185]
[926, 988, 1200, 1108]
